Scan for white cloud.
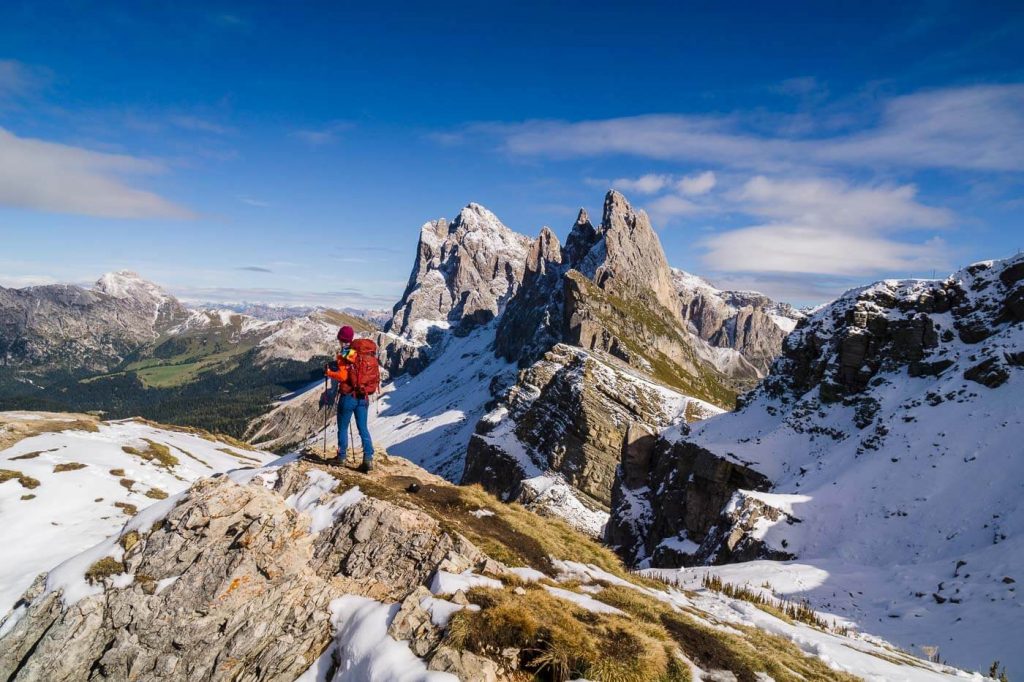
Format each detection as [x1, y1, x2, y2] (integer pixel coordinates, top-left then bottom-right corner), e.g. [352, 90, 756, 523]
[610, 173, 672, 194]
[700, 176, 953, 277]
[0, 126, 193, 219]
[735, 176, 952, 231]
[486, 84, 1024, 172]
[676, 170, 716, 195]
[702, 224, 949, 276]
[645, 194, 701, 222]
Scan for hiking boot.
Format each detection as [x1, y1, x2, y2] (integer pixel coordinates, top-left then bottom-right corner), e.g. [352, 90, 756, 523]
[357, 459, 373, 474]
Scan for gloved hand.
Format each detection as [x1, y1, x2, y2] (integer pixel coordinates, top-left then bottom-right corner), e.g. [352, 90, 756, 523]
[326, 361, 339, 372]
[319, 389, 335, 408]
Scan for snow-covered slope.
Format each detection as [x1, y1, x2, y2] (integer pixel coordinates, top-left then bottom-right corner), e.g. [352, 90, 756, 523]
[343, 323, 516, 480]
[0, 411, 274, 615]
[630, 253, 1024, 675]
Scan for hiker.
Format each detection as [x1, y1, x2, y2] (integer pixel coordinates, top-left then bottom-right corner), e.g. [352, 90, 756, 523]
[321, 325, 380, 472]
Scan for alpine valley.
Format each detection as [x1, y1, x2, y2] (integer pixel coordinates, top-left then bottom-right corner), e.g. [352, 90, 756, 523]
[1, 190, 1020, 681]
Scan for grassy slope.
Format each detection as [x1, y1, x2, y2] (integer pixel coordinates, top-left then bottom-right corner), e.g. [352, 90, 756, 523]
[567, 271, 738, 409]
[310, 456, 884, 682]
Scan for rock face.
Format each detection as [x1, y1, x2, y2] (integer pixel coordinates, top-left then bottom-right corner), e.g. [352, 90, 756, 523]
[606, 435, 774, 567]
[492, 225, 565, 364]
[586, 191, 680, 317]
[673, 270, 803, 376]
[758, 255, 1023, 405]
[463, 344, 724, 516]
[386, 204, 531, 343]
[0, 461, 486, 681]
[0, 272, 188, 374]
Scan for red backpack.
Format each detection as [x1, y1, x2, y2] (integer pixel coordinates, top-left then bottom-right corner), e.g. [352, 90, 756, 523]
[347, 338, 380, 396]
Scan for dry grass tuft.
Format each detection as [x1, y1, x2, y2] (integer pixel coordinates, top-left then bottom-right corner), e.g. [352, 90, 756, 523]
[53, 462, 87, 473]
[447, 585, 686, 682]
[0, 468, 41, 489]
[114, 501, 138, 516]
[0, 413, 99, 451]
[145, 487, 169, 500]
[122, 439, 179, 470]
[85, 557, 124, 584]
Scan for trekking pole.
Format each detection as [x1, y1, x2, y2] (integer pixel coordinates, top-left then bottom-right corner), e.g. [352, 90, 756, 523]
[322, 376, 329, 457]
[349, 421, 355, 466]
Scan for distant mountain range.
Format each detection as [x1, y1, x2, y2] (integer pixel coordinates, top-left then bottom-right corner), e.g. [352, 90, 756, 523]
[0, 271, 374, 436]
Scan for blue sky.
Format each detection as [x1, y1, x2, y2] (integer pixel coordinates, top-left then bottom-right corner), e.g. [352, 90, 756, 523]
[1, 0, 1022, 307]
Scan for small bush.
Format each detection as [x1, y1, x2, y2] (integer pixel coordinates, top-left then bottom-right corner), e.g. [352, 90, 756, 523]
[109, 468, 125, 477]
[20, 494, 36, 500]
[701, 574, 831, 630]
[120, 530, 141, 551]
[119, 478, 135, 491]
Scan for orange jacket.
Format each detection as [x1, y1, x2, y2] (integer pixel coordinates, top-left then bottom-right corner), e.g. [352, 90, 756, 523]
[324, 348, 357, 384]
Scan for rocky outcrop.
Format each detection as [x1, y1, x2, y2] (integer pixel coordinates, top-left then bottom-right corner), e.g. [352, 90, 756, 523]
[386, 204, 531, 346]
[463, 344, 723, 515]
[0, 460, 490, 681]
[606, 434, 772, 567]
[586, 191, 681, 317]
[493, 226, 565, 364]
[463, 192, 748, 526]
[759, 254, 1024, 406]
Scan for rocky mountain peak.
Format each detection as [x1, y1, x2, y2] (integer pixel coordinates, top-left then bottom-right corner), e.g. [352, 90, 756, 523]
[385, 203, 531, 344]
[562, 208, 599, 270]
[526, 226, 562, 275]
[588, 190, 680, 318]
[94, 270, 170, 304]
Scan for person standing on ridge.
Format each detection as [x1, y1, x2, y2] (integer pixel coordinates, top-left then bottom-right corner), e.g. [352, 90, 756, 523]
[321, 325, 380, 472]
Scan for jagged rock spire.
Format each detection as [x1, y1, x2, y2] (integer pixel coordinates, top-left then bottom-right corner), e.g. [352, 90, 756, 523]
[386, 204, 531, 340]
[591, 190, 680, 318]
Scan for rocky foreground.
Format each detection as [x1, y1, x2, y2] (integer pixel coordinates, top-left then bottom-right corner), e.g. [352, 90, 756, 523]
[0, 451, 982, 681]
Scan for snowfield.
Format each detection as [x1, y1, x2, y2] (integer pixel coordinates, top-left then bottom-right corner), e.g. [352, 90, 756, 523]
[0, 414, 274, 615]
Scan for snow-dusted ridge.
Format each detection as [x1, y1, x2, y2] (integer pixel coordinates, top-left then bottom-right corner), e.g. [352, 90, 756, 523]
[653, 253, 1024, 675]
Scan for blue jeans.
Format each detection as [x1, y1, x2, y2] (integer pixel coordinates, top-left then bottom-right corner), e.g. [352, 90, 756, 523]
[337, 394, 374, 462]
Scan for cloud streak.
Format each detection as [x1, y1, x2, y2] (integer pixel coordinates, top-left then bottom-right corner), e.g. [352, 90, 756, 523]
[0, 127, 193, 219]
[483, 84, 1024, 172]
